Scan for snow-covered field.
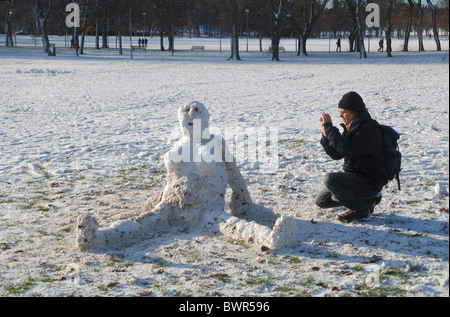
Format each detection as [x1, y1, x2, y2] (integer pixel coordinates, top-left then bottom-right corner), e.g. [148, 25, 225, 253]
[0, 35, 448, 298]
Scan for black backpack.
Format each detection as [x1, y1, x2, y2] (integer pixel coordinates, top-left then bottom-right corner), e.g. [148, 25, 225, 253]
[379, 125, 402, 190]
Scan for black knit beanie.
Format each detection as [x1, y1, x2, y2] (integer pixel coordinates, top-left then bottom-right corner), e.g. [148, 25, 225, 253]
[338, 91, 366, 113]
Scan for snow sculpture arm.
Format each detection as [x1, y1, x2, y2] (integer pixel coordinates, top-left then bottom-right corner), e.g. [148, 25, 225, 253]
[223, 141, 253, 216]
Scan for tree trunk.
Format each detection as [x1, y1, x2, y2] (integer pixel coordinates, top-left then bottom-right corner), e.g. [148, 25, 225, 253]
[259, 7, 263, 52]
[426, 0, 441, 51]
[417, 0, 425, 51]
[348, 28, 357, 52]
[102, 8, 109, 49]
[168, 26, 174, 51]
[299, 34, 308, 56]
[96, 19, 100, 49]
[355, 0, 366, 58]
[95, 0, 100, 49]
[271, 19, 281, 61]
[386, 0, 394, 57]
[5, 1, 14, 47]
[403, 0, 414, 52]
[118, 31, 123, 55]
[80, 2, 89, 55]
[229, 0, 241, 60]
[36, 0, 52, 53]
[117, 12, 123, 55]
[128, 0, 133, 58]
[345, 0, 358, 53]
[269, 0, 290, 61]
[160, 33, 165, 51]
[259, 34, 263, 52]
[80, 29, 86, 54]
[73, 27, 80, 57]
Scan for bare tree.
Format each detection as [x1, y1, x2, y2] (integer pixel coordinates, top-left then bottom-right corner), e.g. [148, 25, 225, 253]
[122, 0, 143, 58]
[94, 0, 101, 49]
[5, 0, 15, 47]
[385, 0, 394, 57]
[354, 0, 366, 58]
[403, 0, 415, 51]
[111, 1, 124, 55]
[35, 0, 52, 53]
[79, 0, 91, 55]
[288, 0, 328, 57]
[229, 0, 241, 60]
[92, 0, 112, 51]
[345, 0, 366, 57]
[426, 0, 441, 50]
[268, 0, 291, 61]
[417, 0, 425, 51]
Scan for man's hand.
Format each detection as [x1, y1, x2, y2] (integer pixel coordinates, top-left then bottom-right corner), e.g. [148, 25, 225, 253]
[321, 113, 332, 137]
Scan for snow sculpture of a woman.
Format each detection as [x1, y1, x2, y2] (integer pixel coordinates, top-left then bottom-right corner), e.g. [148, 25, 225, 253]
[76, 102, 296, 251]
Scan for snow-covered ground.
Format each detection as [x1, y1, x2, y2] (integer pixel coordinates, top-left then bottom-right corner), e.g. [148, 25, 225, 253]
[0, 35, 448, 297]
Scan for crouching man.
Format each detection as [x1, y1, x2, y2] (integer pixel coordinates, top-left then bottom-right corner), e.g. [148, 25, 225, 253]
[316, 91, 388, 223]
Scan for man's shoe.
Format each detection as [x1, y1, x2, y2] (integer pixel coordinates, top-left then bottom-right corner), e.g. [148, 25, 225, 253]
[367, 193, 382, 214]
[338, 209, 370, 223]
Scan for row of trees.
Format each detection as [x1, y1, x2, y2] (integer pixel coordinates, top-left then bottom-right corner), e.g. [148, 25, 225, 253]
[1, 0, 448, 59]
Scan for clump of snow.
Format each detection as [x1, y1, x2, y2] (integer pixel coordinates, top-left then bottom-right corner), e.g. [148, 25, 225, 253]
[433, 183, 448, 196]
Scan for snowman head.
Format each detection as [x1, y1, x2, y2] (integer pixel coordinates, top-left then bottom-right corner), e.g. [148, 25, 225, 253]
[178, 101, 210, 138]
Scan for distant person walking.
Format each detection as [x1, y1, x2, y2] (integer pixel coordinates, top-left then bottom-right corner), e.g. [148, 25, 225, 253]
[336, 36, 342, 52]
[378, 38, 384, 52]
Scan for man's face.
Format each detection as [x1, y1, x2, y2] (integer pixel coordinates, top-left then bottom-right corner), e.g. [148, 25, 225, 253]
[339, 109, 356, 126]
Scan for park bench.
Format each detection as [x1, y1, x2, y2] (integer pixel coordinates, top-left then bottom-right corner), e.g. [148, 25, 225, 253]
[48, 44, 56, 56]
[191, 46, 205, 51]
[269, 46, 286, 53]
[31, 35, 41, 45]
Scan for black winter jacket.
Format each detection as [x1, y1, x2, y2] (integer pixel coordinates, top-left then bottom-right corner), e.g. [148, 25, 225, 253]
[320, 111, 389, 190]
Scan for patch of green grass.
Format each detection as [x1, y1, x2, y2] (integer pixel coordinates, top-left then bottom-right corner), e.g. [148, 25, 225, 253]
[353, 264, 363, 272]
[287, 256, 302, 264]
[293, 291, 312, 297]
[142, 256, 168, 268]
[38, 165, 52, 180]
[227, 238, 250, 249]
[0, 196, 14, 204]
[239, 276, 273, 287]
[105, 255, 135, 268]
[20, 202, 36, 210]
[181, 246, 203, 263]
[298, 276, 315, 287]
[275, 284, 298, 296]
[353, 282, 409, 297]
[37, 205, 50, 212]
[5, 278, 36, 295]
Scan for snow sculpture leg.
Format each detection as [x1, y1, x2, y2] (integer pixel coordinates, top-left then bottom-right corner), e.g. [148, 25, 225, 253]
[76, 214, 99, 251]
[76, 205, 171, 251]
[220, 215, 297, 250]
